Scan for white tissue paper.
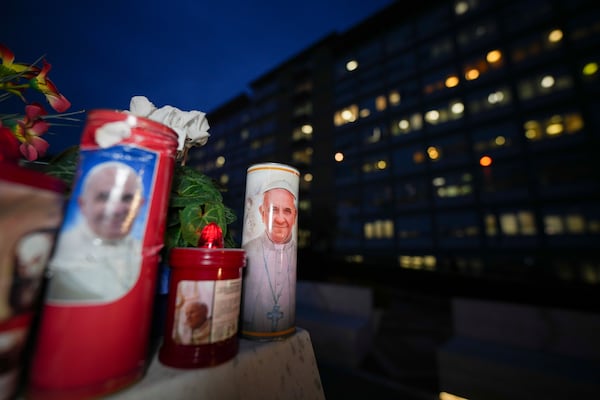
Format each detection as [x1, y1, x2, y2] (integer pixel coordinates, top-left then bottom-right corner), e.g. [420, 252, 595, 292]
[95, 121, 132, 148]
[128, 96, 210, 154]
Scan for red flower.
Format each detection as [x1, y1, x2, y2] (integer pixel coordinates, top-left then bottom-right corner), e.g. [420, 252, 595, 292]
[29, 60, 71, 113]
[11, 103, 51, 161]
[0, 121, 20, 162]
[1, 43, 71, 112]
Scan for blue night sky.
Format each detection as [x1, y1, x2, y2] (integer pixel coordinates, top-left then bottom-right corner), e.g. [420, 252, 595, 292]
[2, 0, 394, 154]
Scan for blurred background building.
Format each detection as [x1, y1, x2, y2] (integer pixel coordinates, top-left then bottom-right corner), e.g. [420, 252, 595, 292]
[187, 1, 600, 398]
[191, 0, 599, 297]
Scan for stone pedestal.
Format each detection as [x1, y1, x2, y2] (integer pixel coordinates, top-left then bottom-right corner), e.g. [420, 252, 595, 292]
[107, 328, 325, 400]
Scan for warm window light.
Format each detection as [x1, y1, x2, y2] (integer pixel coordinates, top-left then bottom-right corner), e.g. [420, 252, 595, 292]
[219, 174, 229, 185]
[216, 155, 226, 167]
[486, 49, 502, 64]
[375, 95, 387, 111]
[423, 255, 436, 269]
[303, 173, 313, 182]
[548, 29, 563, 43]
[525, 128, 539, 140]
[524, 120, 542, 140]
[427, 146, 440, 160]
[465, 68, 480, 80]
[445, 75, 460, 88]
[359, 108, 371, 118]
[479, 155, 493, 167]
[488, 90, 505, 104]
[454, 1, 469, 15]
[341, 109, 355, 121]
[425, 110, 440, 122]
[432, 176, 445, 186]
[334, 152, 344, 162]
[451, 102, 464, 114]
[376, 160, 387, 170]
[546, 122, 564, 135]
[540, 75, 555, 88]
[411, 113, 424, 130]
[565, 113, 584, 132]
[389, 90, 401, 105]
[583, 62, 598, 76]
[301, 124, 313, 134]
[346, 60, 358, 71]
[413, 151, 425, 163]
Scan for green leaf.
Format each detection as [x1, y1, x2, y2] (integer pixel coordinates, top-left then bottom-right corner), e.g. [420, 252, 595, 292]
[44, 145, 80, 190]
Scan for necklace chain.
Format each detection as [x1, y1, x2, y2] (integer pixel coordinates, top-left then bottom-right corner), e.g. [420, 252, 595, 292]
[262, 248, 283, 306]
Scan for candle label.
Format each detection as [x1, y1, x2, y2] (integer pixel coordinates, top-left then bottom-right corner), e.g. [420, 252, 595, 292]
[171, 278, 241, 345]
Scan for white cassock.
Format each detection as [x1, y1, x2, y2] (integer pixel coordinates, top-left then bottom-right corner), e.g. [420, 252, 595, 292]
[241, 233, 296, 332]
[46, 222, 141, 302]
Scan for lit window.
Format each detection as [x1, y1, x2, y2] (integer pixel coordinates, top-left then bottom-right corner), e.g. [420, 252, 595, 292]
[486, 49, 502, 64]
[425, 110, 441, 123]
[398, 255, 436, 271]
[485, 214, 498, 236]
[451, 102, 464, 114]
[391, 113, 423, 136]
[547, 29, 563, 43]
[582, 264, 600, 285]
[583, 62, 598, 76]
[500, 213, 519, 235]
[389, 90, 401, 105]
[427, 146, 441, 160]
[565, 113, 584, 133]
[301, 124, 313, 134]
[333, 105, 359, 126]
[545, 116, 564, 136]
[544, 215, 564, 235]
[519, 211, 537, 235]
[540, 75, 555, 88]
[219, 174, 229, 186]
[479, 155, 492, 167]
[487, 90, 505, 104]
[362, 158, 389, 175]
[524, 112, 584, 141]
[566, 214, 585, 234]
[465, 68, 480, 80]
[292, 126, 311, 141]
[523, 120, 543, 140]
[346, 60, 358, 71]
[364, 219, 394, 239]
[292, 147, 313, 164]
[445, 75, 460, 88]
[375, 95, 387, 111]
[454, 1, 469, 15]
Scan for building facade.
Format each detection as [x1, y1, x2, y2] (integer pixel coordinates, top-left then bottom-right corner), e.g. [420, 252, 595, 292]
[188, 0, 599, 300]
